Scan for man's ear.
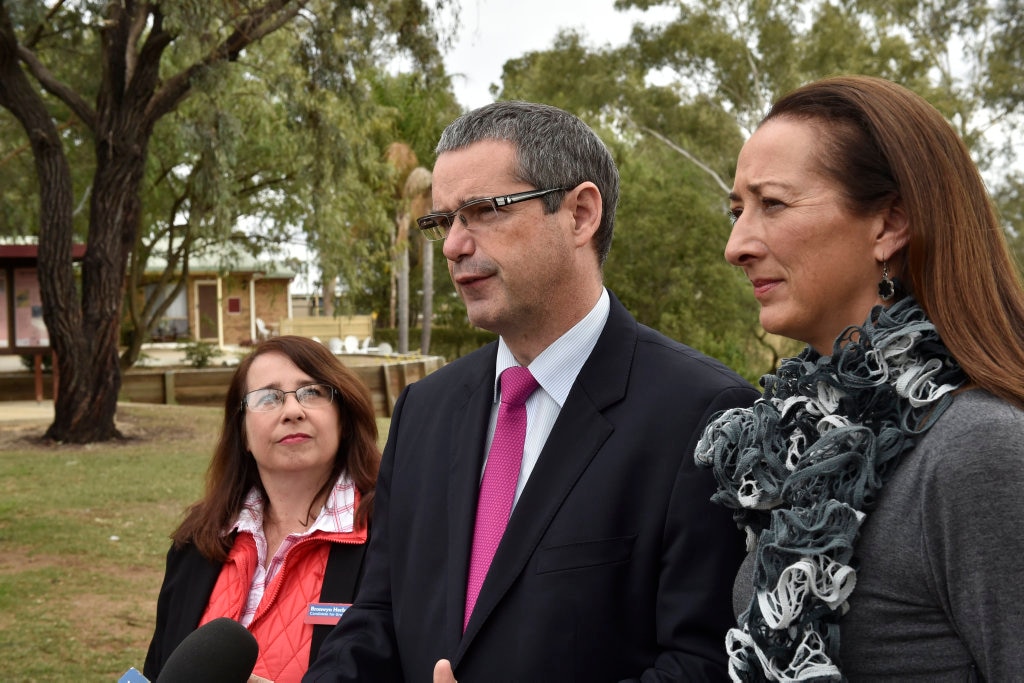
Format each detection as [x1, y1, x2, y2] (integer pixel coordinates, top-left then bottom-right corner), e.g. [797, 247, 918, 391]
[566, 182, 602, 247]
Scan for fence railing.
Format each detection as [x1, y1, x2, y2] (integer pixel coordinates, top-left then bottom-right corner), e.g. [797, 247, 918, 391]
[277, 315, 375, 342]
[0, 355, 443, 419]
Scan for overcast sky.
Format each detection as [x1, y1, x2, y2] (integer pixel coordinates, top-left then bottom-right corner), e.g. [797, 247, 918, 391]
[442, 0, 675, 110]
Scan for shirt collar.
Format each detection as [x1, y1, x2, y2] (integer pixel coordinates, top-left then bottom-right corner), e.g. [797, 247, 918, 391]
[494, 287, 610, 407]
[233, 472, 357, 537]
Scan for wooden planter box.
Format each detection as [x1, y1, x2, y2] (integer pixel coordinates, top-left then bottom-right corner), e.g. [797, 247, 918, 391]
[0, 355, 443, 418]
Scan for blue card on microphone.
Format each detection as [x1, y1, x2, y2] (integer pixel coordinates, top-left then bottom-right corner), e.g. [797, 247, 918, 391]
[118, 666, 149, 683]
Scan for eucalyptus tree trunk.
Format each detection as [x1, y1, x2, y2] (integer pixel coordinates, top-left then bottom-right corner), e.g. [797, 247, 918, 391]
[421, 239, 433, 354]
[396, 213, 410, 354]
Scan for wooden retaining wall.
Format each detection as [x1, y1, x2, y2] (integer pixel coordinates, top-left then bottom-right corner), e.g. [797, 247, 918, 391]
[0, 355, 443, 418]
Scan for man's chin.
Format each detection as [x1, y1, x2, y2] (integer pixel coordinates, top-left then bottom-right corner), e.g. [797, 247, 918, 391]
[464, 305, 501, 335]
[465, 315, 497, 333]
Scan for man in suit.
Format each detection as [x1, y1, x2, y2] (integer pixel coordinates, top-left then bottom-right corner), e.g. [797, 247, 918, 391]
[305, 101, 758, 682]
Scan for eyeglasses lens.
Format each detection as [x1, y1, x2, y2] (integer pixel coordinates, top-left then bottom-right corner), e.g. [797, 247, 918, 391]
[244, 384, 334, 412]
[417, 218, 449, 241]
[417, 198, 499, 241]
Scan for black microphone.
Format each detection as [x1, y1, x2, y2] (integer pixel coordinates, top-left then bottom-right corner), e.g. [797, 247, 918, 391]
[154, 617, 258, 683]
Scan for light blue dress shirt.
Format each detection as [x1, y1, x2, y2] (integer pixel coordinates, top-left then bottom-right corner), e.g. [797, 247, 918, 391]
[485, 288, 611, 506]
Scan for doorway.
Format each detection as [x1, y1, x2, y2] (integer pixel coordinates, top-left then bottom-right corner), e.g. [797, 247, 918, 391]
[195, 282, 219, 340]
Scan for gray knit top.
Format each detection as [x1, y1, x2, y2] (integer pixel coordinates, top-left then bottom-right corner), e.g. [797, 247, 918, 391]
[733, 389, 1024, 680]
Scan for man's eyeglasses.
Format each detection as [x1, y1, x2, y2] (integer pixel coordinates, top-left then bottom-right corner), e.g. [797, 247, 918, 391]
[416, 187, 568, 241]
[242, 383, 336, 413]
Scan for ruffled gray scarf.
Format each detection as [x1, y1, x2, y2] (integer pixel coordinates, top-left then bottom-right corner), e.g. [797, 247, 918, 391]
[695, 298, 966, 680]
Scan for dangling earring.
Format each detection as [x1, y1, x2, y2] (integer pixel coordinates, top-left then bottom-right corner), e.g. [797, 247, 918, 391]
[878, 261, 895, 301]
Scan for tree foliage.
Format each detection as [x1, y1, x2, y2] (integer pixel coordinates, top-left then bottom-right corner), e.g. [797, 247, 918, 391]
[3, 0, 1020, 443]
[367, 68, 462, 340]
[497, 0, 1023, 380]
[0, 0, 451, 443]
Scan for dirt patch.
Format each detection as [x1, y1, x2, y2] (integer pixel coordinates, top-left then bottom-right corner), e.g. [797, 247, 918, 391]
[0, 544, 161, 656]
[0, 405, 206, 451]
[0, 422, 52, 450]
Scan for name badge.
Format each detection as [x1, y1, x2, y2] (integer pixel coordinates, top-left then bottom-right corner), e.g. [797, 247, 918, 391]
[117, 668, 148, 683]
[305, 602, 351, 625]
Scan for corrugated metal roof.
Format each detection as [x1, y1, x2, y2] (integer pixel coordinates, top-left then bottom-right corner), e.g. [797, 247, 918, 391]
[144, 241, 294, 279]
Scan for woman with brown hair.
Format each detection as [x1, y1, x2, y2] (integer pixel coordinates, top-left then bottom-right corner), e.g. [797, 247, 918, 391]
[144, 336, 380, 683]
[698, 75, 1024, 680]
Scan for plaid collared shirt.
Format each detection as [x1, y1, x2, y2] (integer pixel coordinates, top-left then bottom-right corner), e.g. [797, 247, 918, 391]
[231, 475, 356, 626]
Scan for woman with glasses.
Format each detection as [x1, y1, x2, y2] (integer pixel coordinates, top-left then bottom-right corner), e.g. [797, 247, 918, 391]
[144, 335, 380, 683]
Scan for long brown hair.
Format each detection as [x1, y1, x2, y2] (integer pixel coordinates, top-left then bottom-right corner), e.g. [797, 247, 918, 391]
[764, 75, 1024, 409]
[172, 336, 380, 561]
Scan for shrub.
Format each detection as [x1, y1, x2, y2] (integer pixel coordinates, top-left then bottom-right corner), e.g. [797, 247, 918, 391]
[181, 340, 223, 368]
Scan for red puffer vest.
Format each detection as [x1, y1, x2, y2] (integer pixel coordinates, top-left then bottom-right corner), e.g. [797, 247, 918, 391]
[200, 526, 367, 683]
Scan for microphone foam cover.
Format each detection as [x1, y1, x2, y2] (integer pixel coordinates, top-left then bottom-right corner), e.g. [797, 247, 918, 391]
[155, 617, 258, 683]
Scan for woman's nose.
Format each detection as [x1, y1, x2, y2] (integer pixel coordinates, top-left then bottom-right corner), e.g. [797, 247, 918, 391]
[724, 215, 761, 266]
[280, 393, 306, 419]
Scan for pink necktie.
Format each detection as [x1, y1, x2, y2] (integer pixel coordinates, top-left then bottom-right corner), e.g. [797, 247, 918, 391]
[464, 366, 539, 631]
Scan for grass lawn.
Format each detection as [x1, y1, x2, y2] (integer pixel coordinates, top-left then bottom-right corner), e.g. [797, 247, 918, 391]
[0, 403, 390, 682]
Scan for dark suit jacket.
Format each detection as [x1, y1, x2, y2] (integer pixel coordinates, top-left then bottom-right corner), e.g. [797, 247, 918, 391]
[306, 294, 758, 682]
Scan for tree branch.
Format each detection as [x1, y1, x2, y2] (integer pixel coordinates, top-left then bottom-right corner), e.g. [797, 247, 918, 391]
[16, 44, 97, 129]
[0, 116, 76, 166]
[124, 1, 153, 88]
[146, 0, 305, 123]
[24, 0, 67, 49]
[635, 123, 732, 195]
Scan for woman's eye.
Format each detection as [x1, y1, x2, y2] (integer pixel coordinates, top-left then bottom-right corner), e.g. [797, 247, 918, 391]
[761, 197, 784, 210]
[300, 385, 326, 399]
[254, 392, 279, 408]
[727, 207, 741, 224]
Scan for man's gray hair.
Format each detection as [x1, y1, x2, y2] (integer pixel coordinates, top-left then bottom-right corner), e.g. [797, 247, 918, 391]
[436, 101, 619, 265]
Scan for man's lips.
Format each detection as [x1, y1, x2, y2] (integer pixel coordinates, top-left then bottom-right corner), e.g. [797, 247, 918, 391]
[751, 278, 781, 297]
[453, 271, 492, 287]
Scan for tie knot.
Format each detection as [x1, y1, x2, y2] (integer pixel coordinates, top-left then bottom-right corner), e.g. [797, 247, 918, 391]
[499, 366, 538, 406]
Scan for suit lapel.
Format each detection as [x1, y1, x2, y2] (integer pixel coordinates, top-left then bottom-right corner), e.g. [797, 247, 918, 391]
[456, 296, 638, 652]
[445, 347, 498, 653]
